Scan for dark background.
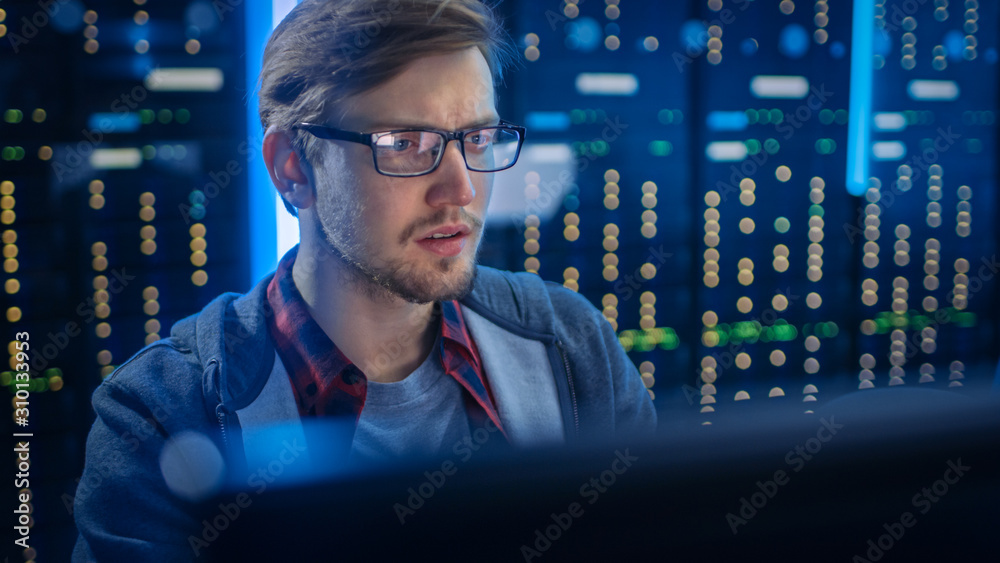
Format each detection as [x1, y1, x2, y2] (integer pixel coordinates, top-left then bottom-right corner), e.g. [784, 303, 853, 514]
[1, 0, 997, 560]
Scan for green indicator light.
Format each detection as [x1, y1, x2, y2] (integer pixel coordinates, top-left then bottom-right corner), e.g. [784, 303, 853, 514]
[771, 324, 798, 341]
[815, 138, 837, 154]
[730, 321, 763, 344]
[760, 328, 772, 343]
[716, 329, 729, 346]
[775, 217, 790, 233]
[3, 109, 23, 123]
[660, 333, 679, 350]
[955, 312, 976, 327]
[649, 140, 672, 157]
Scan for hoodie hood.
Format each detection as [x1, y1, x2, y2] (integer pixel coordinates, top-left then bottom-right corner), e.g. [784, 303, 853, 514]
[169, 273, 278, 414]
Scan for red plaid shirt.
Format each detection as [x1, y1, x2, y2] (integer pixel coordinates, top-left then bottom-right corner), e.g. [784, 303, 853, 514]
[265, 244, 507, 441]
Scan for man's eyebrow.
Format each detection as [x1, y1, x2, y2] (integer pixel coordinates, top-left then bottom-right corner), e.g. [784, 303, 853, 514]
[360, 116, 502, 131]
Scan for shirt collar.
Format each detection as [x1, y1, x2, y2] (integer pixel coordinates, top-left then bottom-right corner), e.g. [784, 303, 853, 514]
[266, 245, 357, 417]
[265, 244, 503, 437]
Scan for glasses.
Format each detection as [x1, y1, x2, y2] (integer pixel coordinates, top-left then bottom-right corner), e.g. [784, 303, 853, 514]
[294, 120, 526, 177]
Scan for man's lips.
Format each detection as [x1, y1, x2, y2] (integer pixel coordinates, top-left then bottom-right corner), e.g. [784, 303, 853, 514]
[417, 224, 472, 241]
[414, 224, 473, 257]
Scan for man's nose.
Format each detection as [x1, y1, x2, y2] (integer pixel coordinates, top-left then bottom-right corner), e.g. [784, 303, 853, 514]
[426, 140, 476, 208]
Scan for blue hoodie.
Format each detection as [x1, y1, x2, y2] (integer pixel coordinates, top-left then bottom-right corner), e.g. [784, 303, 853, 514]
[72, 263, 656, 561]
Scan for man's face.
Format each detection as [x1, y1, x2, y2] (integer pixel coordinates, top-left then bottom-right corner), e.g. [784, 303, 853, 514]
[309, 47, 497, 304]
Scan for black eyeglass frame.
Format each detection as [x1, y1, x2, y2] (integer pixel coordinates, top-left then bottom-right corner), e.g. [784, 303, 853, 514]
[294, 120, 527, 177]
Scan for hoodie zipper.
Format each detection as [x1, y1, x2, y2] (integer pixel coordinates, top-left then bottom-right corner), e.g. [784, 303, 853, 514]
[216, 404, 230, 454]
[207, 359, 230, 456]
[556, 341, 580, 435]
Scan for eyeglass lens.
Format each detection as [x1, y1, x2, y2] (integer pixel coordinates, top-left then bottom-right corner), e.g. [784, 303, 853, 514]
[372, 127, 520, 175]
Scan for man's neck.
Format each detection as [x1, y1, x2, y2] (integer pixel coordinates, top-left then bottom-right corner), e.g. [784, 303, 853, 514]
[291, 240, 438, 384]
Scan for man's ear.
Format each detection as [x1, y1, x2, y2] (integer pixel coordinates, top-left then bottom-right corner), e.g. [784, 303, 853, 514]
[263, 126, 315, 210]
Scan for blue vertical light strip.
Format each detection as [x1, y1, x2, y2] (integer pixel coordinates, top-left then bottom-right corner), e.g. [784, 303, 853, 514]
[846, 0, 875, 196]
[246, 0, 277, 286]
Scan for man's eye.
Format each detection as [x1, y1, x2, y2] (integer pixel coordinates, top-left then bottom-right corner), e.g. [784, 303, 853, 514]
[377, 136, 415, 152]
[468, 131, 494, 147]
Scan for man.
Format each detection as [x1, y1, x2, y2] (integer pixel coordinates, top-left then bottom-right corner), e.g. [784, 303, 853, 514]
[73, 0, 655, 560]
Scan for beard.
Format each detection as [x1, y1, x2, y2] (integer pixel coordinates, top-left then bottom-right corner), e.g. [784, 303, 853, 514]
[311, 190, 483, 305]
